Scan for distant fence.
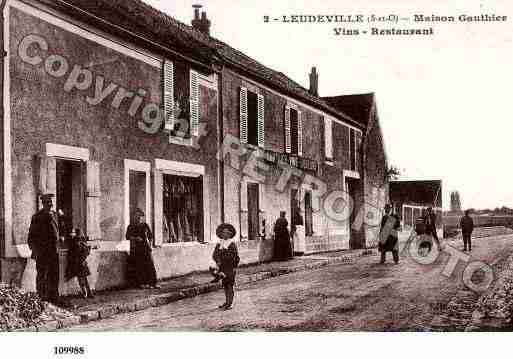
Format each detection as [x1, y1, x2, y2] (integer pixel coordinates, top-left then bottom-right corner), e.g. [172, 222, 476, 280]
[444, 215, 513, 230]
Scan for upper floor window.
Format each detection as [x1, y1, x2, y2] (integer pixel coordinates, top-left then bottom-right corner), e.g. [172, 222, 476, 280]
[162, 59, 200, 140]
[284, 105, 302, 156]
[240, 87, 264, 147]
[324, 117, 333, 161]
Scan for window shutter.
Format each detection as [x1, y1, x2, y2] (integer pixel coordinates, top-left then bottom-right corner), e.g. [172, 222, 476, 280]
[163, 60, 174, 132]
[325, 118, 333, 159]
[190, 70, 200, 137]
[297, 110, 303, 156]
[239, 87, 248, 144]
[284, 106, 291, 153]
[257, 94, 265, 148]
[86, 161, 101, 240]
[153, 169, 163, 245]
[36, 155, 56, 209]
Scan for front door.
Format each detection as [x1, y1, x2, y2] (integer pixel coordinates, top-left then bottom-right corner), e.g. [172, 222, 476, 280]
[305, 190, 313, 236]
[247, 183, 260, 240]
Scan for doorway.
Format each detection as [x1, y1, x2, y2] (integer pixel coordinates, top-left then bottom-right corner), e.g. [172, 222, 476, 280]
[304, 190, 313, 236]
[346, 178, 362, 249]
[247, 183, 260, 240]
[55, 159, 84, 238]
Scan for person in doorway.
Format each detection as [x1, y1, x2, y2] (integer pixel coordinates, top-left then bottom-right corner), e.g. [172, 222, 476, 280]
[378, 204, 400, 264]
[291, 207, 305, 256]
[213, 223, 240, 310]
[27, 193, 61, 304]
[126, 208, 160, 289]
[423, 207, 441, 250]
[273, 211, 292, 261]
[460, 210, 474, 252]
[66, 228, 96, 298]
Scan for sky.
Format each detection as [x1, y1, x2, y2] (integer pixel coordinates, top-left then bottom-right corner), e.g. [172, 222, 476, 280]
[145, 0, 513, 210]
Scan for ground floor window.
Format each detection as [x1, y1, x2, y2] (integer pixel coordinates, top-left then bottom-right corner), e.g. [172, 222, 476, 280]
[162, 174, 203, 243]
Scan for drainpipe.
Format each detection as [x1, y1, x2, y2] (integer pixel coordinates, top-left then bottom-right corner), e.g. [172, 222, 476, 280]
[216, 64, 225, 223]
[0, 0, 8, 269]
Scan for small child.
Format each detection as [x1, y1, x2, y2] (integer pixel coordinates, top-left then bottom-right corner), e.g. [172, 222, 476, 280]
[66, 228, 96, 299]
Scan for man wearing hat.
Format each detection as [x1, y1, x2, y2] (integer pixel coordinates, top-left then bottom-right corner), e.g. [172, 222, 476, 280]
[28, 193, 60, 304]
[423, 207, 441, 250]
[378, 204, 400, 264]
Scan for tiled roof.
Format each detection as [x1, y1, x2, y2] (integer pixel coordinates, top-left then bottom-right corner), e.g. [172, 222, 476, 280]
[42, 0, 366, 129]
[389, 180, 443, 208]
[322, 93, 375, 127]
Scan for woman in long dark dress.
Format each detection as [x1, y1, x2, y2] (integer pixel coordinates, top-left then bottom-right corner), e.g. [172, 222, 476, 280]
[126, 208, 160, 289]
[212, 223, 240, 310]
[274, 211, 292, 261]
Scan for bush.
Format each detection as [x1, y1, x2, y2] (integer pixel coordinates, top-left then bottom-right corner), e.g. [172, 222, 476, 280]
[0, 284, 45, 331]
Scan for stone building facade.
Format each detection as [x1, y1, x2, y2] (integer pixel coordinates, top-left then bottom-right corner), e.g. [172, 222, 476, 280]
[0, 0, 389, 294]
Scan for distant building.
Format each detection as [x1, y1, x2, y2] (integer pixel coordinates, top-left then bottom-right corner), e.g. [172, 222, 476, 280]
[450, 191, 462, 212]
[389, 180, 443, 232]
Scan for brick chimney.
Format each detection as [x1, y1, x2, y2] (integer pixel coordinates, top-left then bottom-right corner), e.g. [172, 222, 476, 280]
[191, 5, 211, 36]
[309, 66, 319, 96]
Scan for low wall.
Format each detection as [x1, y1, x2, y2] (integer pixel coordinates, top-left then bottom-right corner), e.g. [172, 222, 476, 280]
[304, 234, 350, 254]
[444, 215, 513, 230]
[1, 239, 275, 296]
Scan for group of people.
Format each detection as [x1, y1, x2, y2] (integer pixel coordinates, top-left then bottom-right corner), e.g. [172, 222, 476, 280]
[27, 194, 96, 304]
[378, 204, 475, 263]
[26, 193, 241, 310]
[378, 205, 442, 264]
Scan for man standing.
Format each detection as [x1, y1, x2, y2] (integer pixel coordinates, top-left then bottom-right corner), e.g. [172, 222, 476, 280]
[460, 210, 474, 252]
[28, 193, 60, 304]
[378, 204, 400, 264]
[424, 207, 441, 250]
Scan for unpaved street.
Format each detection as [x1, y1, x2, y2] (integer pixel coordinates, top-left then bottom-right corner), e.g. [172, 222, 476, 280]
[69, 235, 513, 331]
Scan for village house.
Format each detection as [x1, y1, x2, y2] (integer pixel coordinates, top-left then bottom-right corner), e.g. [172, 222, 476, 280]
[0, 0, 388, 294]
[389, 180, 443, 236]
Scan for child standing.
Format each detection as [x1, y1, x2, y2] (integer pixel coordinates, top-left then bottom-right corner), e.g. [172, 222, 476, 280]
[66, 228, 95, 298]
[212, 223, 239, 310]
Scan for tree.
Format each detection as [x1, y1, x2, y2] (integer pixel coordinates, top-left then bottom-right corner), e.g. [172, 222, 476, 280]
[385, 165, 401, 181]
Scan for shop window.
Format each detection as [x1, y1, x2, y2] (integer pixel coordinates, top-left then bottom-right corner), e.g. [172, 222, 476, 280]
[162, 174, 203, 243]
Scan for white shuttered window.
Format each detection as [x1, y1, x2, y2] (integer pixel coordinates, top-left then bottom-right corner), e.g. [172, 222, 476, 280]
[240, 87, 248, 144]
[163, 60, 174, 132]
[284, 106, 291, 153]
[189, 70, 200, 137]
[297, 110, 303, 156]
[325, 117, 333, 160]
[257, 94, 265, 148]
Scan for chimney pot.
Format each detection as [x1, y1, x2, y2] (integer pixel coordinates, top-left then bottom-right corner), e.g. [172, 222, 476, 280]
[309, 66, 319, 96]
[191, 5, 211, 35]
